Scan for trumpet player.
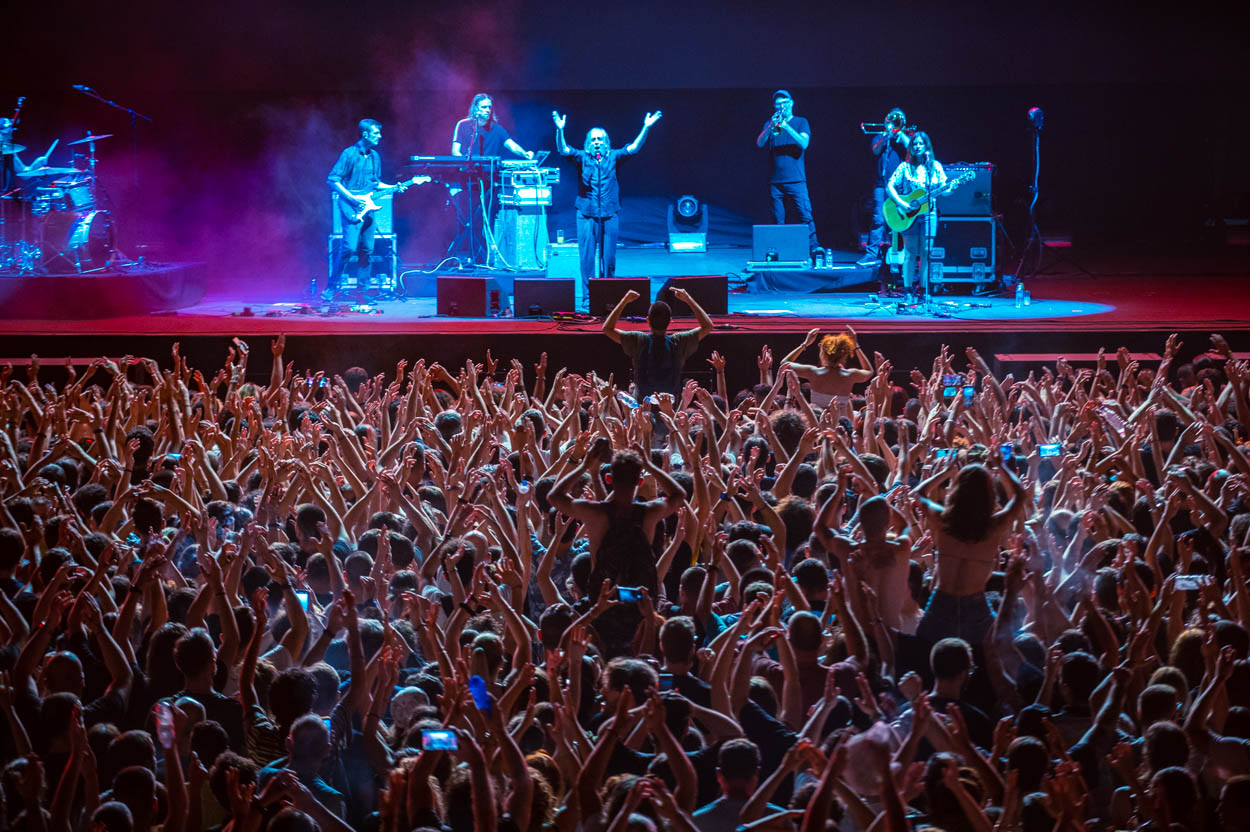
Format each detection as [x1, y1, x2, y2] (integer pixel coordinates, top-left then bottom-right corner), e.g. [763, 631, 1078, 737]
[860, 108, 912, 274]
[756, 90, 820, 257]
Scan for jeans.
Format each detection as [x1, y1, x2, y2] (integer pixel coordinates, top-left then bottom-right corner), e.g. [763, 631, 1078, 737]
[916, 590, 995, 646]
[328, 213, 376, 292]
[868, 185, 888, 254]
[576, 212, 619, 300]
[770, 181, 818, 248]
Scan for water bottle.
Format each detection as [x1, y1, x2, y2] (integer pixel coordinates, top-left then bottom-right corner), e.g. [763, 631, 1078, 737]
[1023, 289, 1031, 306]
[617, 391, 640, 409]
[1015, 281, 1024, 308]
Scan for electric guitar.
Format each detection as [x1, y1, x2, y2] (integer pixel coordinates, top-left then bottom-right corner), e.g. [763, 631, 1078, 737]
[339, 175, 431, 224]
[883, 171, 975, 233]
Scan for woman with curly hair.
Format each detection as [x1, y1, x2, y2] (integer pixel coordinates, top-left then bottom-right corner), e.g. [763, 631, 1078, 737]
[778, 325, 874, 415]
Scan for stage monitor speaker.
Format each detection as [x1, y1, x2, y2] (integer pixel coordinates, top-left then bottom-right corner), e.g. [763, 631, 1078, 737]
[656, 275, 728, 316]
[939, 162, 994, 216]
[751, 224, 809, 263]
[589, 278, 650, 318]
[514, 278, 575, 316]
[437, 275, 509, 317]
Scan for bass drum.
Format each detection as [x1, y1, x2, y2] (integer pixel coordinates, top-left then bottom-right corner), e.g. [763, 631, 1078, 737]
[42, 209, 115, 271]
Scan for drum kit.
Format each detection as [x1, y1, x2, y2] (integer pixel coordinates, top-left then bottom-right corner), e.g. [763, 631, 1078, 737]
[1, 131, 118, 273]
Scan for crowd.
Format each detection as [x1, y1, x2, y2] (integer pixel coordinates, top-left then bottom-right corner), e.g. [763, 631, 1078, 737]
[1, 311, 1249, 832]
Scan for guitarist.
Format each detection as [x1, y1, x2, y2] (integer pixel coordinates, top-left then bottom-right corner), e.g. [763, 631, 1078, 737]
[324, 119, 394, 302]
[886, 131, 946, 301]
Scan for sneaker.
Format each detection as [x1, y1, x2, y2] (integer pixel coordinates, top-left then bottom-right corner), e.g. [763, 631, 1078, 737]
[856, 254, 881, 268]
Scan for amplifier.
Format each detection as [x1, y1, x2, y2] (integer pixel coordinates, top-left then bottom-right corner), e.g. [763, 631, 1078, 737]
[930, 217, 995, 284]
[326, 234, 397, 289]
[939, 162, 994, 216]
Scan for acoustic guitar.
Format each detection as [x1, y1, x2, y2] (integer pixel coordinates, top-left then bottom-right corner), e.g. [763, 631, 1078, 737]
[883, 171, 974, 233]
[339, 175, 431, 224]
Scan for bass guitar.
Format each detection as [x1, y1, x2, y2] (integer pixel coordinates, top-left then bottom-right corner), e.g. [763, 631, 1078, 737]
[339, 175, 431, 224]
[883, 171, 974, 233]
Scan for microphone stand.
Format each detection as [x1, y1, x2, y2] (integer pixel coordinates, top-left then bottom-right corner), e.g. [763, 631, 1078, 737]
[1016, 119, 1091, 281]
[73, 86, 152, 190]
[468, 119, 479, 268]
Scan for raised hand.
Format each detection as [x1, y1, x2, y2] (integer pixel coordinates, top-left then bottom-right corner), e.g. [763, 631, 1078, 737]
[552, 111, 567, 130]
[643, 111, 663, 128]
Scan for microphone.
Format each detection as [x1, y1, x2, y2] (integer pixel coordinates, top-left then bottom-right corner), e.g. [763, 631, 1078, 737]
[72, 84, 95, 94]
[1027, 107, 1044, 131]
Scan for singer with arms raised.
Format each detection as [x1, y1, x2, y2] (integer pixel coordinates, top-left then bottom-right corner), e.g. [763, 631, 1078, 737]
[755, 90, 820, 257]
[324, 119, 395, 302]
[886, 131, 945, 300]
[553, 109, 662, 305]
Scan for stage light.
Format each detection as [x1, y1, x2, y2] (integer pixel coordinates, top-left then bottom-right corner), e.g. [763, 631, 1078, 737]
[667, 195, 708, 252]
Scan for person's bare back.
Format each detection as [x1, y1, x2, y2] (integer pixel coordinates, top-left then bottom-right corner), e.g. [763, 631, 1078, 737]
[851, 538, 914, 630]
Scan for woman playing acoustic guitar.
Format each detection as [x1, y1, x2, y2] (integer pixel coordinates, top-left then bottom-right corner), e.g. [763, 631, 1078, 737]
[886, 131, 946, 301]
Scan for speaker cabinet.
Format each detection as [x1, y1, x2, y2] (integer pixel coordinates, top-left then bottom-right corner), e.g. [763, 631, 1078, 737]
[436, 275, 508, 317]
[588, 278, 650, 318]
[656, 275, 728, 316]
[514, 278, 575, 316]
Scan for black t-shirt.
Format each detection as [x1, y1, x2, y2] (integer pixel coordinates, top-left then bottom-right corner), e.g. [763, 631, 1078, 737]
[762, 116, 811, 184]
[673, 672, 713, 709]
[872, 131, 910, 183]
[453, 118, 510, 158]
[172, 688, 245, 751]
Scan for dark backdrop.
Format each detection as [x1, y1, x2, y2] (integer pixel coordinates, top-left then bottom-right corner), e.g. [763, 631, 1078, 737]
[3, 0, 1245, 294]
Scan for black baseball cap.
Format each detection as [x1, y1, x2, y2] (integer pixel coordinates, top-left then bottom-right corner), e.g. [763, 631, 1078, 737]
[773, 90, 793, 101]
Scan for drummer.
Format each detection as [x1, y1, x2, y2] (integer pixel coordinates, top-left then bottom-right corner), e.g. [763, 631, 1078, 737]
[1, 117, 51, 193]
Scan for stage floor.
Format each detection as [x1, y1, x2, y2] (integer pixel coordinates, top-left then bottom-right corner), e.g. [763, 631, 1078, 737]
[1, 244, 1246, 344]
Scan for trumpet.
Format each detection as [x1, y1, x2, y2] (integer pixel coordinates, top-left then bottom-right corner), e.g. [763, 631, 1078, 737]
[860, 122, 915, 135]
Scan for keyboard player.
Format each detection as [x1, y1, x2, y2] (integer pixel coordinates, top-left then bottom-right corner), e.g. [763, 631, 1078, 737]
[451, 94, 534, 263]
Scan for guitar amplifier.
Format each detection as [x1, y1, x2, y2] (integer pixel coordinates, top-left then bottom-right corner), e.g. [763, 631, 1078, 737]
[930, 217, 995, 284]
[326, 233, 397, 289]
[331, 193, 395, 235]
[938, 163, 993, 216]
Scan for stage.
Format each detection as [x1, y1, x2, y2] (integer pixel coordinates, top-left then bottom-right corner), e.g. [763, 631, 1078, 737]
[1, 244, 1247, 393]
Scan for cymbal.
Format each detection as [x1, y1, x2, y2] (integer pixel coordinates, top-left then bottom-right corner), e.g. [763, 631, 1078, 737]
[0, 144, 26, 155]
[67, 133, 113, 146]
[16, 166, 78, 179]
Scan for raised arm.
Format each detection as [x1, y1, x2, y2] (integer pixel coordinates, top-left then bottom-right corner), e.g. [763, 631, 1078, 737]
[601, 290, 640, 344]
[626, 111, 662, 154]
[552, 111, 572, 155]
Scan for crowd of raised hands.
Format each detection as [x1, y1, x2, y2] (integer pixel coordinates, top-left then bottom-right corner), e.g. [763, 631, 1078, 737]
[0, 327, 1249, 832]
